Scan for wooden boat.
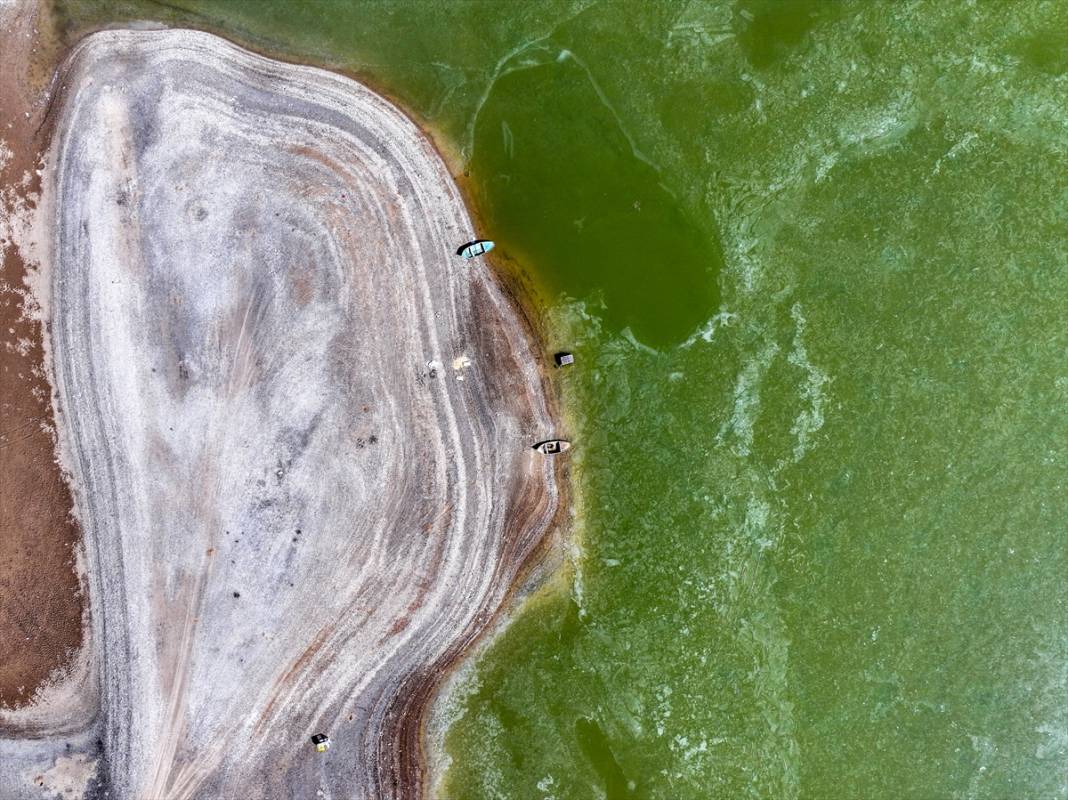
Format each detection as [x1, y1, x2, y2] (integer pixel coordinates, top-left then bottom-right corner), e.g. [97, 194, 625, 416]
[533, 439, 571, 455]
[457, 239, 495, 260]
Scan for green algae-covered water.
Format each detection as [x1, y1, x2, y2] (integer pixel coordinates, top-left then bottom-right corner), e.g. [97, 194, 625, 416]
[57, 2, 1068, 797]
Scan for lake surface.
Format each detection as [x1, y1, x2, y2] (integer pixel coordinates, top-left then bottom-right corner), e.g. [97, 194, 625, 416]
[57, 2, 1068, 797]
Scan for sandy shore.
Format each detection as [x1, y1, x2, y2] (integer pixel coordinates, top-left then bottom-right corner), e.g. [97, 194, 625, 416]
[0, 26, 561, 799]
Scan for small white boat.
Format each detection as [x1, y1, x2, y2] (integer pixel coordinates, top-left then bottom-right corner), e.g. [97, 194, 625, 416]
[457, 239, 495, 260]
[533, 439, 571, 455]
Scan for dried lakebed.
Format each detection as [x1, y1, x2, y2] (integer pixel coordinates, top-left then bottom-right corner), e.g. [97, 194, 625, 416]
[1, 28, 561, 799]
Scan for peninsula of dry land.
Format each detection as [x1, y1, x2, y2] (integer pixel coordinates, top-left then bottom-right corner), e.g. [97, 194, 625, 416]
[1, 25, 562, 800]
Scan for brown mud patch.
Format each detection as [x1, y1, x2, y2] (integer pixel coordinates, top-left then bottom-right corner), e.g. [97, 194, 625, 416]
[0, 0, 84, 709]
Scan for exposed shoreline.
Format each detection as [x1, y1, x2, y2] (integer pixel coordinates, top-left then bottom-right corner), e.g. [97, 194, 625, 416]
[1, 24, 569, 800]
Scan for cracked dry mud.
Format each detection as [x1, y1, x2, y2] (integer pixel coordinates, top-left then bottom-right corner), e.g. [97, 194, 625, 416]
[1, 27, 560, 799]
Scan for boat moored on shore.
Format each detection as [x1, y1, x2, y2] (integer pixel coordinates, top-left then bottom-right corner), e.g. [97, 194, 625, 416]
[457, 239, 495, 260]
[533, 439, 571, 455]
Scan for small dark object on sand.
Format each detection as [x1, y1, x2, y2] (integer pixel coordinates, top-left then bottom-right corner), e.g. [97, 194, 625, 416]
[533, 439, 571, 455]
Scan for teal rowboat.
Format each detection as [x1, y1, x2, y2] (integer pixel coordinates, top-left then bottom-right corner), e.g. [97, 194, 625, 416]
[457, 239, 495, 260]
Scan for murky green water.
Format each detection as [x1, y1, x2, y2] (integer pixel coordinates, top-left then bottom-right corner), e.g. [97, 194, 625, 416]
[57, 1, 1068, 797]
